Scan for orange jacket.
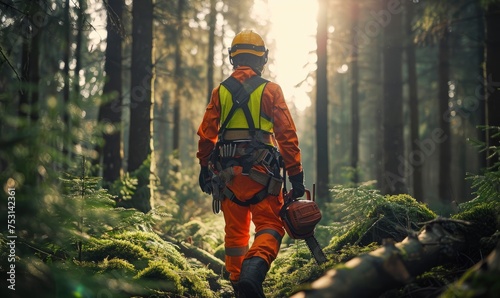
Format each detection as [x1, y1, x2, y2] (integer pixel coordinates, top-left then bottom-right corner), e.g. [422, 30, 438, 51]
[197, 66, 302, 176]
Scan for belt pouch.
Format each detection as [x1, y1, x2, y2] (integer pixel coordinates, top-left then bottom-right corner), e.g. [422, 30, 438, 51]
[267, 176, 282, 196]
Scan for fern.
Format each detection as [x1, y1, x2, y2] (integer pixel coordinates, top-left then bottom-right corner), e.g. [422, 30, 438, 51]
[109, 172, 138, 200]
[326, 183, 385, 234]
[462, 127, 500, 210]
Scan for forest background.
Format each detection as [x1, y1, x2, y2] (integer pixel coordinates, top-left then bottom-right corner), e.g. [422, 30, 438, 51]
[0, 0, 499, 297]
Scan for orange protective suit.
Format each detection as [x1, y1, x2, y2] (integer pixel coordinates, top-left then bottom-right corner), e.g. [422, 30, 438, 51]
[197, 66, 302, 282]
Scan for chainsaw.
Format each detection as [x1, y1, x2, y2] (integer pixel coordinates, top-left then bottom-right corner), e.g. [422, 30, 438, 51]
[280, 185, 327, 265]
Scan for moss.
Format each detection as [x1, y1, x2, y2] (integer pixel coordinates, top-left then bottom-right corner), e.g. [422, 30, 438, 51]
[369, 194, 436, 230]
[97, 258, 136, 276]
[112, 231, 188, 269]
[214, 243, 225, 261]
[173, 218, 225, 252]
[328, 194, 436, 251]
[180, 269, 217, 298]
[452, 202, 500, 260]
[135, 260, 184, 295]
[452, 202, 500, 237]
[82, 239, 148, 263]
[327, 218, 378, 251]
[268, 240, 338, 297]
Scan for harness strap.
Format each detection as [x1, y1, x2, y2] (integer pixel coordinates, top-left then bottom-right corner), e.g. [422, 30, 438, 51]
[223, 186, 269, 207]
[219, 75, 268, 140]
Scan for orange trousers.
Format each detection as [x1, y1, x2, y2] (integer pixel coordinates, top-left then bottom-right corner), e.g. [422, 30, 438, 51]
[221, 166, 285, 282]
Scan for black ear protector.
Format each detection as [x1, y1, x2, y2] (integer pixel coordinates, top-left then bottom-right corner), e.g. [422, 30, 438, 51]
[262, 49, 269, 65]
[228, 47, 234, 65]
[227, 47, 269, 66]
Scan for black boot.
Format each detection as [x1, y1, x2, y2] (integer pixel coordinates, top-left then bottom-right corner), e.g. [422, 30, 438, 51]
[231, 280, 241, 298]
[238, 257, 269, 298]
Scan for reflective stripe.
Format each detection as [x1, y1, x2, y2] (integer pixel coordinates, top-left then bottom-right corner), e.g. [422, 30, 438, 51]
[255, 229, 282, 244]
[225, 245, 249, 257]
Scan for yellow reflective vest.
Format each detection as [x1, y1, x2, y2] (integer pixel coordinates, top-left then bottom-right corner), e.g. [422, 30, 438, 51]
[218, 81, 274, 134]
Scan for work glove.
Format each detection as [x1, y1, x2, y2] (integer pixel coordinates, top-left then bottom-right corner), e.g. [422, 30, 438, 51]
[289, 171, 305, 198]
[199, 166, 213, 194]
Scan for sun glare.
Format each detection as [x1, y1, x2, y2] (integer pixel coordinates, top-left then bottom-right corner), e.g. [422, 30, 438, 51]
[254, 0, 318, 112]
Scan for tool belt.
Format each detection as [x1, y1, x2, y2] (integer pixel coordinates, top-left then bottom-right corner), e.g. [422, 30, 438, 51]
[209, 140, 283, 207]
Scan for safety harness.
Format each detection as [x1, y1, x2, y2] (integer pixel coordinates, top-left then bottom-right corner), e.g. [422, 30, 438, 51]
[209, 75, 283, 211]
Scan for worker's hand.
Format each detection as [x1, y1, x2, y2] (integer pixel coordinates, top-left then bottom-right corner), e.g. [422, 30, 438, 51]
[289, 171, 305, 198]
[199, 166, 213, 194]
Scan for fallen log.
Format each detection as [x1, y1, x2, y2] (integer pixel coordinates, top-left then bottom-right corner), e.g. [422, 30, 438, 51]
[163, 234, 228, 278]
[291, 218, 470, 298]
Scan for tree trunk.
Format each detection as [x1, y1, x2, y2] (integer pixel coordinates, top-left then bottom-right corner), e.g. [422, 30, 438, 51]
[291, 218, 471, 298]
[406, 1, 423, 202]
[484, 3, 500, 167]
[63, 0, 70, 113]
[28, 2, 41, 124]
[128, 0, 153, 172]
[373, 1, 384, 189]
[476, 2, 486, 171]
[349, 0, 359, 184]
[382, 0, 405, 195]
[19, 16, 31, 120]
[73, 0, 84, 118]
[62, 0, 71, 157]
[98, 0, 124, 184]
[156, 93, 169, 180]
[438, 27, 451, 203]
[316, 0, 329, 203]
[128, 0, 154, 212]
[206, 0, 216, 104]
[172, 0, 185, 171]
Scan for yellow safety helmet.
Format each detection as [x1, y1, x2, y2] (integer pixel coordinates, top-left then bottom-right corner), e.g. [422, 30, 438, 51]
[228, 30, 268, 59]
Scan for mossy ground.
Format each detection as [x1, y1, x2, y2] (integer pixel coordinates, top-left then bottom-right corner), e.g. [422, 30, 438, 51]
[266, 192, 500, 298]
[2, 185, 497, 298]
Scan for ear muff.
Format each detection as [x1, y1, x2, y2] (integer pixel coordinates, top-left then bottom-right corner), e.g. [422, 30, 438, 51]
[227, 49, 268, 68]
[262, 49, 269, 65]
[228, 47, 234, 65]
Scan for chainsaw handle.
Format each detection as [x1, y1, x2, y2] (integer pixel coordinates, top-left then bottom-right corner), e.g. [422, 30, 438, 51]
[285, 188, 312, 202]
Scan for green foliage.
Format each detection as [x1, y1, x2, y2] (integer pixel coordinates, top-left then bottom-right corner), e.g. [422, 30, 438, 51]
[0, 154, 222, 298]
[329, 183, 386, 223]
[453, 130, 500, 258]
[155, 155, 225, 253]
[268, 240, 330, 297]
[267, 182, 438, 297]
[112, 231, 188, 269]
[115, 155, 155, 213]
[135, 259, 216, 297]
[97, 258, 136, 275]
[109, 172, 138, 200]
[451, 202, 500, 260]
[326, 185, 436, 251]
[170, 218, 225, 253]
[465, 127, 500, 205]
[162, 155, 212, 221]
[135, 260, 184, 294]
[83, 239, 149, 263]
[268, 240, 379, 297]
[381, 266, 457, 298]
[177, 268, 217, 298]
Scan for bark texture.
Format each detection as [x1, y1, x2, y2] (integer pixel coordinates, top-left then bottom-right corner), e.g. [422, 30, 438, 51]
[291, 218, 471, 298]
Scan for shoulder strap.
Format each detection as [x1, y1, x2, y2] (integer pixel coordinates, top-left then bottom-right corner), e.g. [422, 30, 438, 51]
[219, 76, 268, 139]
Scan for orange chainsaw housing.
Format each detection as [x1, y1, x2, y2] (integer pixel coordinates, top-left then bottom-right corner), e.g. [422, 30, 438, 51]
[280, 190, 322, 239]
